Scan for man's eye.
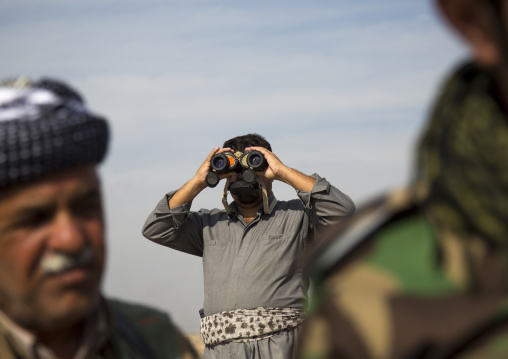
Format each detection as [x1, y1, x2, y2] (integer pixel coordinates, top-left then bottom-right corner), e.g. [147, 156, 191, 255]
[14, 211, 53, 228]
[73, 199, 101, 217]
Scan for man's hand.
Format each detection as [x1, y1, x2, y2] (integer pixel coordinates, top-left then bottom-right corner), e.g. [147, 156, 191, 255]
[193, 147, 234, 188]
[244, 146, 284, 181]
[245, 146, 316, 191]
[169, 147, 233, 209]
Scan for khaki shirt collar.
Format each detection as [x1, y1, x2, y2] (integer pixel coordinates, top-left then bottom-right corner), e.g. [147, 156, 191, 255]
[0, 298, 109, 359]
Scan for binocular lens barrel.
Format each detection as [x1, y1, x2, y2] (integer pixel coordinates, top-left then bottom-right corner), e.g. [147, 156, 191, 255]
[205, 172, 220, 188]
[212, 156, 226, 171]
[211, 153, 242, 174]
[211, 153, 234, 172]
[242, 169, 256, 184]
[249, 154, 262, 166]
[245, 151, 267, 171]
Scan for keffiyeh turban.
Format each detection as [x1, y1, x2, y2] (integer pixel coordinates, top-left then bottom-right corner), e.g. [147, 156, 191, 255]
[0, 77, 109, 187]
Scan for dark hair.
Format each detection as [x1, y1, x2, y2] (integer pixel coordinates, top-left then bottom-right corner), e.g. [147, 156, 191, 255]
[223, 133, 272, 152]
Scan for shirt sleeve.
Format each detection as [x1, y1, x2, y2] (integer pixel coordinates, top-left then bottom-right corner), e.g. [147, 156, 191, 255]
[296, 174, 355, 231]
[141, 191, 204, 257]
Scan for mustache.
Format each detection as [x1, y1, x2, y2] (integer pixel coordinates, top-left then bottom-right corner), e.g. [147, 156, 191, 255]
[40, 247, 94, 275]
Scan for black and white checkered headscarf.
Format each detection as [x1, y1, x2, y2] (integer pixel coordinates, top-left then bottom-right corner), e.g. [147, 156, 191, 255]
[0, 78, 109, 187]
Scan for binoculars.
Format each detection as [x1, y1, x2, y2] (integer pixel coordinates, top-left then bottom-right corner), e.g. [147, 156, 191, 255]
[205, 150, 268, 188]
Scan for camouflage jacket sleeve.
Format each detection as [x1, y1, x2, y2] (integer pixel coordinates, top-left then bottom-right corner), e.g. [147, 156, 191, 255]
[298, 188, 508, 359]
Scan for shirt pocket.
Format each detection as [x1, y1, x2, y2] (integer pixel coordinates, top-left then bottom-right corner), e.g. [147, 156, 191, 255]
[259, 234, 287, 244]
[204, 238, 230, 247]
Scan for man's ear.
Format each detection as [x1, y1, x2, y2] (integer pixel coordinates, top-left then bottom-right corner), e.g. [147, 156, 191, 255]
[436, 0, 501, 66]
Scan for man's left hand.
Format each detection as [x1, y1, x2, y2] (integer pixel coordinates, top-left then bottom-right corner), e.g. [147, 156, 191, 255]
[244, 146, 285, 181]
[245, 146, 316, 192]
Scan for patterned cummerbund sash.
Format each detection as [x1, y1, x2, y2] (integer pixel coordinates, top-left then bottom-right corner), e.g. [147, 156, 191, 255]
[200, 307, 304, 346]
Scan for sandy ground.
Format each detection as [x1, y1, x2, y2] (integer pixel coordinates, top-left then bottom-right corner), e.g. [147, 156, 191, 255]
[185, 333, 205, 358]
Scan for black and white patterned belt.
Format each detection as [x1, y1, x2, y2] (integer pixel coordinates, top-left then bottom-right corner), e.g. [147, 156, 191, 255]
[200, 307, 304, 346]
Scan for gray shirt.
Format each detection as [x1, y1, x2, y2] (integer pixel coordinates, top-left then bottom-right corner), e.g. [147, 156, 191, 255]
[142, 174, 354, 316]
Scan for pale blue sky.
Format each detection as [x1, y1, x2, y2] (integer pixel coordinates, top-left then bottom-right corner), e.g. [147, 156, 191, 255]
[0, 0, 467, 332]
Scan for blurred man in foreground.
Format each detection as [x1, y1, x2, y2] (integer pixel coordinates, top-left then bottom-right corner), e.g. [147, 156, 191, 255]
[299, 0, 508, 358]
[0, 78, 197, 359]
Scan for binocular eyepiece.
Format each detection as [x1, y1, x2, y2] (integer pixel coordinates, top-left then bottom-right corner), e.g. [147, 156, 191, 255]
[205, 150, 268, 188]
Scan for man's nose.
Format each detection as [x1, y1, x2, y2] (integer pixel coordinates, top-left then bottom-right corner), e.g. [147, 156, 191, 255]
[48, 211, 87, 253]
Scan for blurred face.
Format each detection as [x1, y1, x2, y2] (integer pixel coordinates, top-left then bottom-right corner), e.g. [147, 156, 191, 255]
[436, 0, 508, 106]
[437, 0, 508, 66]
[0, 165, 105, 332]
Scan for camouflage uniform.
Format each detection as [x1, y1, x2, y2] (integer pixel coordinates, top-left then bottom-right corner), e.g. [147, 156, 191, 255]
[299, 63, 508, 359]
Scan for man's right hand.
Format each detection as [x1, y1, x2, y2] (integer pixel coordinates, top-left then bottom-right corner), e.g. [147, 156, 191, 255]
[193, 147, 234, 188]
[169, 147, 234, 209]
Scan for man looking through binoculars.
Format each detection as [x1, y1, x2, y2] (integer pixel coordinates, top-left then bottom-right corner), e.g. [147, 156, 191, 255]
[142, 133, 355, 359]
